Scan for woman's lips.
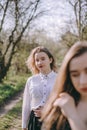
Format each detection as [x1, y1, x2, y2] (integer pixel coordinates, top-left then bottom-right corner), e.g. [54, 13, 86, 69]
[39, 65, 43, 68]
[80, 88, 87, 92]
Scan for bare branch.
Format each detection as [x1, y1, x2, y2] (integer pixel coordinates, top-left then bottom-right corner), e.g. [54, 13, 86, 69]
[0, 3, 4, 10]
[0, 0, 10, 32]
[3, 0, 19, 56]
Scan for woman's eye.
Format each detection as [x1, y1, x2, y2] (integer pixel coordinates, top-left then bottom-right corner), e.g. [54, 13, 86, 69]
[71, 73, 79, 77]
[41, 58, 45, 61]
[36, 59, 39, 62]
[85, 69, 87, 74]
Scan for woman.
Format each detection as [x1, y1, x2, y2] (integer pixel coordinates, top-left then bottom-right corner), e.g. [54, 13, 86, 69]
[41, 41, 87, 130]
[22, 46, 58, 130]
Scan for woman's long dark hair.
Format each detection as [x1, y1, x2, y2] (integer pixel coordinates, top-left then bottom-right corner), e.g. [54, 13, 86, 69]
[41, 41, 87, 130]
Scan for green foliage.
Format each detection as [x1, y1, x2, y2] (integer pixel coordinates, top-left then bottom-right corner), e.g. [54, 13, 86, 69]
[0, 85, 15, 105]
[10, 42, 38, 75]
[60, 31, 78, 48]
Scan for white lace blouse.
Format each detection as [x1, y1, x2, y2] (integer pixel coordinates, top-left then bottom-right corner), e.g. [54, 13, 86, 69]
[22, 71, 57, 128]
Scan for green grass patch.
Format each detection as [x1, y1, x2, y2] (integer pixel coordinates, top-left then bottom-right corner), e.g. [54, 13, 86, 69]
[0, 74, 31, 107]
[0, 100, 22, 130]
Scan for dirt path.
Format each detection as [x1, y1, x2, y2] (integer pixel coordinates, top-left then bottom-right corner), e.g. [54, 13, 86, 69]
[0, 90, 23, 117]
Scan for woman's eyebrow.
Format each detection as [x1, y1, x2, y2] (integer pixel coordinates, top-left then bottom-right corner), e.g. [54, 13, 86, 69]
[69, 70, 78, 73]
[70, 67, 87, 73]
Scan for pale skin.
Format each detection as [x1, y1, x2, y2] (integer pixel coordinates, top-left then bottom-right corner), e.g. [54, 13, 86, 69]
[35, 52, 52, 75]
[23, 107, 43, 130]
[54, 52, 87, 130]
[22, 52, 52, 130]
[34, 51, 52, 117]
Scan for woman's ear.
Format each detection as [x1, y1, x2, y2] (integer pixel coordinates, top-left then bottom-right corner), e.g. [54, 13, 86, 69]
[50, 58, 53, 63]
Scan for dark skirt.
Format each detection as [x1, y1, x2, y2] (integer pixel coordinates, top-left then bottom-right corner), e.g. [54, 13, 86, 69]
[28, 110, 42, 130]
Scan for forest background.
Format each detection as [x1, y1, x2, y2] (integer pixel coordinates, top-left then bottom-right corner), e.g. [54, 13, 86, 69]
[0, 0, 87, 129]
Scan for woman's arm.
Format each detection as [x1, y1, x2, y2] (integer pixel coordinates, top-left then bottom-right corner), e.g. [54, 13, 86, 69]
[22, 78, 31, 129]
[68, 114, 87, 130]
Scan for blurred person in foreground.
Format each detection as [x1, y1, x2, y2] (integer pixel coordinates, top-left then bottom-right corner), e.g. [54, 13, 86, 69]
[41, 41, 87, 130]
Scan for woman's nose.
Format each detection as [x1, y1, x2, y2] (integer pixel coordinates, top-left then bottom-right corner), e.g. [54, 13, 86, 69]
[79, 73, 87, 85]
[38, 61, 42, 64]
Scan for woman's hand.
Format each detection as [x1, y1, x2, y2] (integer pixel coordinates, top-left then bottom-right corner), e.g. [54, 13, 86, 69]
[53, 92, 77, 118]
[34, 106, 43, 117]
[53, 92, 87, 130]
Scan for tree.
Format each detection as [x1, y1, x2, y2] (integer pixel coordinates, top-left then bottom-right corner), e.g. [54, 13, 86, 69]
[68, 0, 87, 40]
[60, 31, 78, 48]
[0, 0, 45, 82]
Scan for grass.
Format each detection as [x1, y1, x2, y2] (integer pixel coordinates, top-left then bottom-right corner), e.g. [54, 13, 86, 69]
[0, 100, 22, 130]
[0, 74, 30, 107]
[0, 73, 31, 129]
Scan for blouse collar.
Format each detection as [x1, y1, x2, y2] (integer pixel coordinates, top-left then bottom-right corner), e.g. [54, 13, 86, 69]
[39, 71, 55, 79]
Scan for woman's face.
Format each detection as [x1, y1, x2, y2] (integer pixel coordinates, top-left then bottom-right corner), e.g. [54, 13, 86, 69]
[34, 52, 52, 74]
[69, 52, 87, 100]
